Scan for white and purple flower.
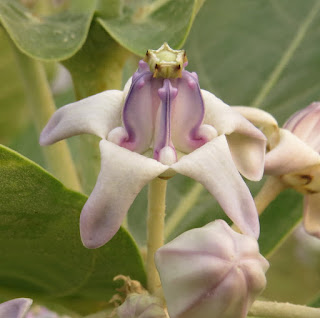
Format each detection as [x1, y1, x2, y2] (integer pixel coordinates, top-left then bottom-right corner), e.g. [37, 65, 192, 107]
[155, 220, 269, 318]
[234, 103, 320, 238]
[40, 43, 266, 248]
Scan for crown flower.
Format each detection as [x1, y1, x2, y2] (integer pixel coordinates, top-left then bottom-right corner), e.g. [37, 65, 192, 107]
[155, 220, 269, 318]
[40, 43, 266, 248]
[233, 103, 320, 238]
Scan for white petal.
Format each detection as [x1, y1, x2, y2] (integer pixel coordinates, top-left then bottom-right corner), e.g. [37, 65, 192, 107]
[171, 135, 260, 238]
[174, 267, 248, 318]
[231, 106, 279, 137]
[303, 194, 320, 238]
[265, 129, 320, 175]
[156, 236, 233, 318]
[0, 298, 32, 318]
[202, 90, 266, 181]
[40, 90, 124, 145]
[226, 133, 265, 181]
[80, 140, 168, 248]
[156, 220, 268, 318]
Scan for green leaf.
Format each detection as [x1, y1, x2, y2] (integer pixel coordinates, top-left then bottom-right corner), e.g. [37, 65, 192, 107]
[310, 292, 320, 307]
[0, 28, 30, 144]
[0, 145, 146, 315]
[97, 0, 204, 56]
[185, 0, 320, 125]
[0, 0, 96, 61]
[258, 189, 303, 257]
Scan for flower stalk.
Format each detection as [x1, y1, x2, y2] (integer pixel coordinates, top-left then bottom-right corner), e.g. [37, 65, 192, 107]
[11, 41, 82, 192]
[254, 176, 287, 214]
[248, 300, 320, 318]
[164, 182, 203, 240]
[147, 177, 167, 294]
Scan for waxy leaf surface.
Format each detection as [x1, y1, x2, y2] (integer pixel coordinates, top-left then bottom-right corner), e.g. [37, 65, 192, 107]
[97, 0, 204, 56]
[0, 145, 146, 315]
[0, 0, 96, 60]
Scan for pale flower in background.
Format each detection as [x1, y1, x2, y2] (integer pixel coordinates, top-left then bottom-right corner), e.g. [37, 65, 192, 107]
[26, 305, 70, 318]
[117, 293, 168, 318]
[155, 220, 269, 318]
[0, 298, 32, 318]
[234, 103, 320, 238]
[40, 43, 266, 248]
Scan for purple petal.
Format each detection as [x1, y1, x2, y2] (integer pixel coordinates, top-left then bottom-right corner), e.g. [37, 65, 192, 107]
[153, 79, 178, 164]
[0, 298, 32, 318]
[171, 135, 260, 239]
[171, 71, 215, 154]
[120, 66, 162, 153]
[40, 90, 123, 145]
[80, 140, 168, 248]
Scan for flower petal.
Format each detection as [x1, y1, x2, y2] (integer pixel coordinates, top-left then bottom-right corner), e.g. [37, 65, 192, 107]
[231, 106, 279, 145]
[156, 220, 268, 318]
[120, 65, 162, 153]
[171, 135, 260, 238]
[155, 225, 234, 318]
[303, 193, 320, 238]
[153, 79, 178, 163]
[202, 90, 266, 181]
[265, 129, 320, 175]
[284, 102, 320, 152]
[171, 72, 216, 153]
[40, 90, 123, 145]
[80, 140, 168, 248]
[174, 267, 249, 318]
[0, 298, 32, 318]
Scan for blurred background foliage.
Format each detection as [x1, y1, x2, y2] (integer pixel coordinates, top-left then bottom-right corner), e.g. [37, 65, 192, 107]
[0, 0, 320, 316]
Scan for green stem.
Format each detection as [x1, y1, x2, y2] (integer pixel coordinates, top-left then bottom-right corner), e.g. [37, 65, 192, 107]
[12, 44, 82, 192]
[146, 178, 167, 294]
[165, 183, 203, 240]
[254, 176, 287, 215]
[248, 300, 320, 318]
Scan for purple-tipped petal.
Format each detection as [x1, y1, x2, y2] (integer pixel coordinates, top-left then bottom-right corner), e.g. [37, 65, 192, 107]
[284, 102, 320, 152]
[80, 140, 168, 248]
[202, 90, 266, 181]
[120, 68, 162, 153]
[40, 90, 123, 145]
[265, 129, 320, 175]
[0, 298, 32, 318]
[171, 71, 214, 153]
[153, 79, 177, 163]
[171, 135, 260, 239]
[303, 194, 320, 238]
